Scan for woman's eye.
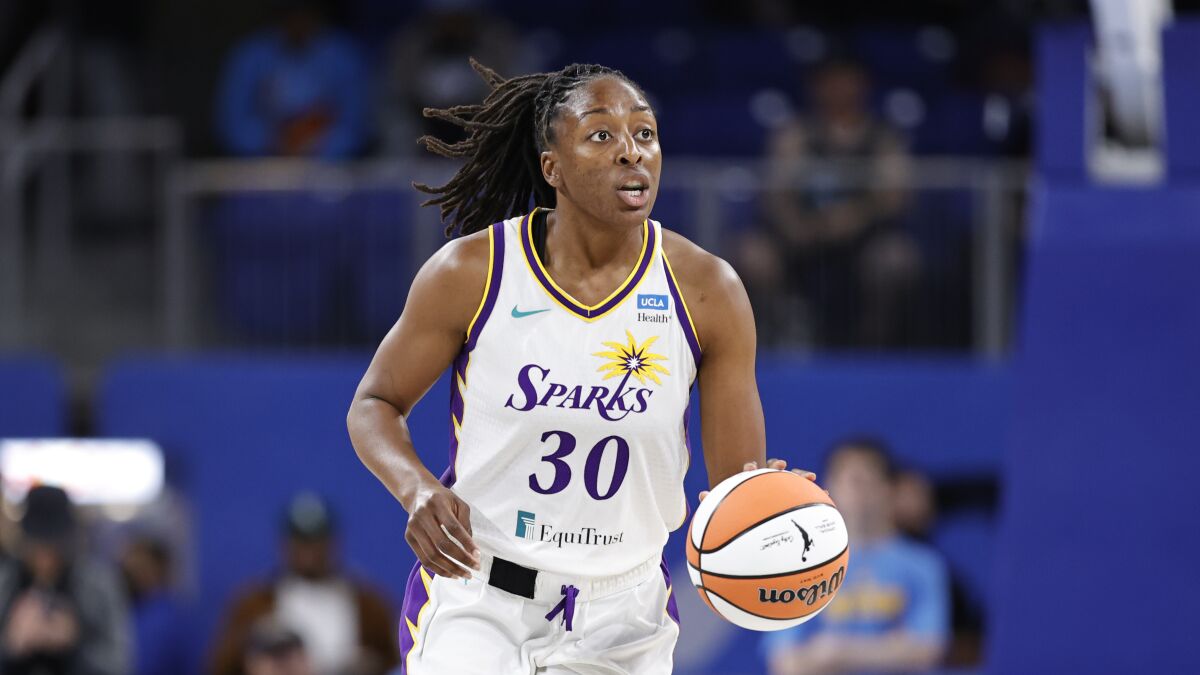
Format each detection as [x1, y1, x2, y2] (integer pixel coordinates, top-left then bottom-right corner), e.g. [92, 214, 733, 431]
[639, 129, 655, 139]
[592, 130, 610, 141]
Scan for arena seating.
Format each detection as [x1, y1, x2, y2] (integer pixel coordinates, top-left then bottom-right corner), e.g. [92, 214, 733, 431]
[205, 194, 351, 342]
[199, 23, 1013, 345]
[204, 191, 418, 342]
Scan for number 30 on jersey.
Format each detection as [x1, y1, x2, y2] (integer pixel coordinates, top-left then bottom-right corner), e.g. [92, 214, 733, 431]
[528, 430, 630, 500]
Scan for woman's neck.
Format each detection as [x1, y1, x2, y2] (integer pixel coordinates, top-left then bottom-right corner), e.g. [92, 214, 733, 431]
[541, 202, 642, 272]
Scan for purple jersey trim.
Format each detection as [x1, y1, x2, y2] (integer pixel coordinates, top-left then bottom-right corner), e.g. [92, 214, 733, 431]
[521, 209, 655, 320]
[440, 350, 469, 487]
[441, 221, 505, 488]
[398, 561, 432, 673]
[465, 221, 506, 351]
[661, 555, 681, 625]
[663, 252, 702, 366]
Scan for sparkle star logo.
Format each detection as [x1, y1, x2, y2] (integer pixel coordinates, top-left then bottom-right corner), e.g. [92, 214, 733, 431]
[592, 330, 670, 385]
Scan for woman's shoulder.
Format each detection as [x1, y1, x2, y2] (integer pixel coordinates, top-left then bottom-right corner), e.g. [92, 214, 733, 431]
[427, 225, 492, 276]
[405, 227, 494, 331]
[661, 228, 743, 293]
[660, 228, 749, 342]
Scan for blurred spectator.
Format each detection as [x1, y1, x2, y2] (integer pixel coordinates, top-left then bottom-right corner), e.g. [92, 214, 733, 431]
[763, 438, 948, 675]
[215, 0, 369, 158]
[892, 470, 936, 540]
[121, 532, 188, 675]
[208, 493, 398, 675]
[746, 58, 921, 348]
[243, 618, 313, 675]
[377, 0, 523, 155]
[892, 470, 985, 668]
[0, 486, 129, 675]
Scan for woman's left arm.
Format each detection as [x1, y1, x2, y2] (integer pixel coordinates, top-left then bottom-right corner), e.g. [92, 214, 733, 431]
[667, 238, 814, 493]
[693, 255, 768, 486]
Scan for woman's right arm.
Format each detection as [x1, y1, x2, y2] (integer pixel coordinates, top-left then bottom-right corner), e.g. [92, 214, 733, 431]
[346, 229, 490, 579]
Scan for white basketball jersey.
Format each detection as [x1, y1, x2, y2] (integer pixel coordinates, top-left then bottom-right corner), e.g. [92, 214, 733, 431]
[440, 208, 701, 577]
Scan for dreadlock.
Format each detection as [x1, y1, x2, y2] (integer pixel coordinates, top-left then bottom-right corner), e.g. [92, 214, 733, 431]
[413, 58, 644, 238]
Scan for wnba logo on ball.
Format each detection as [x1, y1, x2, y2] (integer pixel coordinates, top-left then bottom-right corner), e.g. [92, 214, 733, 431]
[758, 566, 846, 606]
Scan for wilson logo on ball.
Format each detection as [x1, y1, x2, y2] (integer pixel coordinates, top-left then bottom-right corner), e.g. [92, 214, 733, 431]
[758, 566, 845, 606]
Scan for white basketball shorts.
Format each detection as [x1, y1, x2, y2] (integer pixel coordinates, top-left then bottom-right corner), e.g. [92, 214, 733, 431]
[398, 551, 681, 674]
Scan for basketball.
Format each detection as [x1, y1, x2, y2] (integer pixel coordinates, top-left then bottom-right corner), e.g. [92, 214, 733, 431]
[685, 468, 850, 631]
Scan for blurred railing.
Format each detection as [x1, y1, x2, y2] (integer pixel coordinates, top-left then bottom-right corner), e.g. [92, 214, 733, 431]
[165, 157, 1026, 355]
[0, 143, 1026, 357]
[0, 118, 182, 348]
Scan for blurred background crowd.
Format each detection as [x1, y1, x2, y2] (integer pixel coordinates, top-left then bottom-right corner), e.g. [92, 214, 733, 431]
[0, 442, 967, 675]
[2, 0, 1195, 674]
[0, 0, 1066, 364]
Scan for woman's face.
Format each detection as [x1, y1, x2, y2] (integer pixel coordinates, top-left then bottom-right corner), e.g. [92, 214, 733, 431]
[541, 76, 661, 230]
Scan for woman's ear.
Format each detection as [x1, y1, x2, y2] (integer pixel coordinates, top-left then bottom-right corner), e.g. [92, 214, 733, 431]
[541, 150, 560, 188]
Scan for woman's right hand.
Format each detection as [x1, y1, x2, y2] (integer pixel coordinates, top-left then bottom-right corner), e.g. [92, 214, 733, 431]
[403, 477, 481, 579]
[699, 459, 819, 501]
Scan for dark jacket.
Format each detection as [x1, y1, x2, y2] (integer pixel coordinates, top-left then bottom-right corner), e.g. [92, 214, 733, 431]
[0, 558, 130, 675]
[208, 576, 399, 675]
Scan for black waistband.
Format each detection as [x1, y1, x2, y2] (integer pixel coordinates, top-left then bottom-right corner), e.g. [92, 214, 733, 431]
[487, 557, 538, 599]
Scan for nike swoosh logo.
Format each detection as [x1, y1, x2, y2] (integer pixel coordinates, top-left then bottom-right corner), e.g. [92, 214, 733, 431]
[511, 305, 550, 318]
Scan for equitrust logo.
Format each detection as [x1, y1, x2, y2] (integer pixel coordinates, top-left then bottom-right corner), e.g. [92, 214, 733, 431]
[515, 510, 536, 539]
[513, 510, 624, 548]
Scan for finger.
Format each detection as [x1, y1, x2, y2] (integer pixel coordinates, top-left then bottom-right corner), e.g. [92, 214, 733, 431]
[441, 524, 480, 569]
[424, 555, 459, 579]
[790, 468, 817, 481]
[410, 525, 462, 578]
[436, 520, 480, 571]
[453, 497, 474, 536]
[434, 499, 479, 564]
[423, 544, 462, 579]
[422, 511, 476, 576]
[698, 490, 710, 501]
[408, 534, 457, 578]
[410, 528, 451, 576]
[743, 461, 758, 471]
[767, 458, 787, 470]
[419, 519, 473, 577]
[445, 499, 480, 563]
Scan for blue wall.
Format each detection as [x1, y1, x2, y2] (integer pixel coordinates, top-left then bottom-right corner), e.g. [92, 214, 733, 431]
[987, 22, 1200, 671]
[987, 185, 1200, 673]
[0, 356, 67, 437]
[756, 356, 1010, 479]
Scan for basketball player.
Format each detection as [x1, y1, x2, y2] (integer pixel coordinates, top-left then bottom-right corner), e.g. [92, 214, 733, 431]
[347, 60, 814, 674]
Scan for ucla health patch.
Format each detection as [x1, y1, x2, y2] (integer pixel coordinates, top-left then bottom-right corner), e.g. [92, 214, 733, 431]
[637, 294, 669, 311]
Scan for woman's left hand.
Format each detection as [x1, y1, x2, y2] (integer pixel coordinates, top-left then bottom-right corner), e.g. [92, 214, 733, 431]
[699, 458, 817, 501]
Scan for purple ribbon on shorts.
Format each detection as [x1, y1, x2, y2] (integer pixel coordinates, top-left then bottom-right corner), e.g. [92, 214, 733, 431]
[545, 584, 579, 631]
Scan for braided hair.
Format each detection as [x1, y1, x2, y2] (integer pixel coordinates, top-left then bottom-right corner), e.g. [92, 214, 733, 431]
[413, 58, 645, 238]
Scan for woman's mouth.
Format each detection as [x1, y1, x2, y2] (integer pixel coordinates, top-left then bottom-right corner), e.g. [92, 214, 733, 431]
[617, 184, 649, 209]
